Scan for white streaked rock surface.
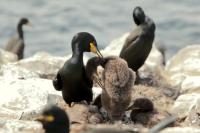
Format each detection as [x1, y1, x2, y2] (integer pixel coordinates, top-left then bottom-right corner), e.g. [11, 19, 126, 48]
[181, 76, 200, 93]
[0, 63, 39, 79]
[160, 127, 200, 133]
[166, 45, 200, 91]
[0, 77, 62, 120]
[171, 93, 200, 126]
[10, 52, 67, 79]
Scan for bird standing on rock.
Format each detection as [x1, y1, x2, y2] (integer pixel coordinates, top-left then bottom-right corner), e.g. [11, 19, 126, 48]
[36, 105, 70, 133]
[4, 18, 31, 60]
[119, 6, 156, 72]
[53, 32, 103, 107]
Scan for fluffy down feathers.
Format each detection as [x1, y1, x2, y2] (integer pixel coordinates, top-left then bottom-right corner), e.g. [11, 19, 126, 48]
[99, 57, 136, 121]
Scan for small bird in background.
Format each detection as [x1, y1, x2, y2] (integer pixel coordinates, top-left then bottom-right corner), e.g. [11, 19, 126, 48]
[4, 18, 32, 60]
[36, 105, 70, 133]
[53, 32, 103, 107]
[119, 6, 156, 75]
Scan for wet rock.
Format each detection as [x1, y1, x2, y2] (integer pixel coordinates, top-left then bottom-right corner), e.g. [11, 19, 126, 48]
[171, 93, 200, 127]
[0, 77, 61, 120]
[160, 127, 200, 133]
[0, 119, 43, 133]
[0, 48, 18, 65]
[166, 45, 200, 93]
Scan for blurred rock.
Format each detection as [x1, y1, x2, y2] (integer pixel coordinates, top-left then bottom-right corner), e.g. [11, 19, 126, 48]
[57, 100, 103, 124]
[160, 127, 200, 133]
[0, 63, 39, 79]
[0, 48, 18, 65]
[139, 42, 165, 76]
[166, 45, 200, 94]
[101, 33, 129, 56]
[0, 77, 62, 120]
[101, 33, 165, 87]
[70, 124, 143, 133]
[0, 119, 43, 133]
[130, 85, 173, 127]
[181, 76, 200, 94]
[12, 52, 67, 79]
[171, 93, 200, 126]
[132, 85, 173, 111]
[101, 33, 164, 73]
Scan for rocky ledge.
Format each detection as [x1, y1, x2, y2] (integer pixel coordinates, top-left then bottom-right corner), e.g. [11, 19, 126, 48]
[0, 34, 199, 133]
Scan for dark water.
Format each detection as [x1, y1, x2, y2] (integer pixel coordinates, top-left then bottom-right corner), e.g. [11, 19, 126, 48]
[0, 0, 200, 59]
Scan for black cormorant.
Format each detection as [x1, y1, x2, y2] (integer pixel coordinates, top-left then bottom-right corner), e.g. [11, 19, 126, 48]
[36, 105, 70, 133]
[119, 6, 156, 72]
[53, 32, 103, 107]
[4, 18, 31, 60]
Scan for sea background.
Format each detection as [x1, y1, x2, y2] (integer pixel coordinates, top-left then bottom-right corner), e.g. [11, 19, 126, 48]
[0, 0, 199, 59]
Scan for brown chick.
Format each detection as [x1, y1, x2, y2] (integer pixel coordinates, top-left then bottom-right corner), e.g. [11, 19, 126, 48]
[99, 57, 136, 121]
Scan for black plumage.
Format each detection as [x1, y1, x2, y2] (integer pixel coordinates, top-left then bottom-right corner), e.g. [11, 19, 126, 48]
[36, 105, 70, 133]
[128, 98, 154, 112]
[129, 98, 154, 123]
[53, 32, 102, 107]
[119, 6, 156, 72]
[4, 18, 31, 60]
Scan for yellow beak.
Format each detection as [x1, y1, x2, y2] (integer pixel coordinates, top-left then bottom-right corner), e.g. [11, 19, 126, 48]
[26, 22, 32, 27]
[90, 43, 103, 58]
[35, 115, 55, 122]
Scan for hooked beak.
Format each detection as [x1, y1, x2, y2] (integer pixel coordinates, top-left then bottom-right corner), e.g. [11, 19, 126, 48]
[26, 22, 32, 27]
[90, 43, 103, 58]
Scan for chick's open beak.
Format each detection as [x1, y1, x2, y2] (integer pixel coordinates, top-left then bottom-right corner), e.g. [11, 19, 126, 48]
[90, 43, 103, 58]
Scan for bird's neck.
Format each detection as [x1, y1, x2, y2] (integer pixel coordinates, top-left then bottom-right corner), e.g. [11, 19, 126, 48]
[71, 51, 84, 65]
[71, 44, 84, 63]
[17, 23, 24, 39]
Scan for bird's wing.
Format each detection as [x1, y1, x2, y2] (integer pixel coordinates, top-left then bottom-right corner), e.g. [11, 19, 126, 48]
[120, 28, 142, 55]
[83, 68, 93, 88]
[4, 36, 19, 51]
[14, 39, 24, 59]
[52, 68, 63, 91]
